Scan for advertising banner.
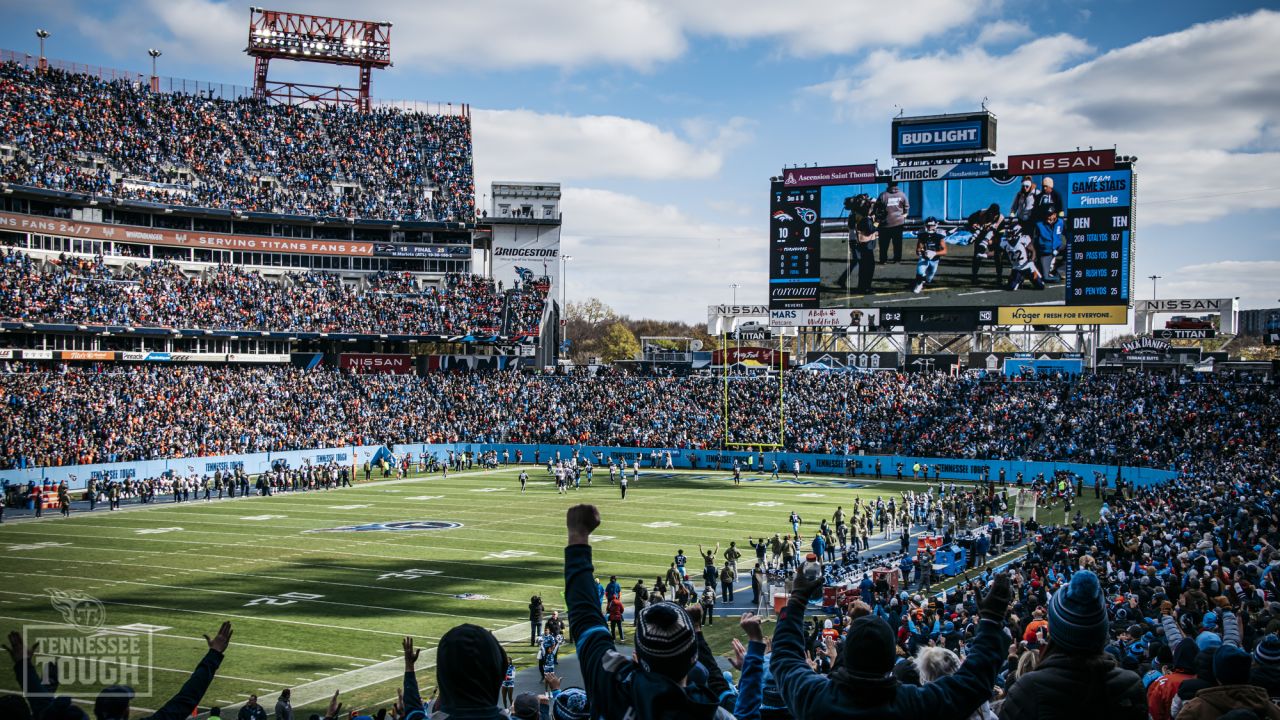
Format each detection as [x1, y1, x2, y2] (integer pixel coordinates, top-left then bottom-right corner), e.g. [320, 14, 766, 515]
[891, 113, 996, 158]
[56, 351, 116, 361]
[711, 346, 788, 368]
[769, 308, 877, 328]
[891, 162, 991, 182]
[491, 223, 561, 294]
[998, 305, 1129, 325]
[339, 353, 414, 374]
[781, 164, 877, 188]
[1136, 299, 1233, 313]
[1007, 149, 1116, 174]
[0, 210, 375, 257]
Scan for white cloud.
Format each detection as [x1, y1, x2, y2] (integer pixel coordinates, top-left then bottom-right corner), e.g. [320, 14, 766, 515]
[472, 110, 750, 190]
[1155, 261, 1280, 309]
[67, 0, 995, 72]
[558, 188, 763, 320]
[813, 10, 1280, 224]
[975, 20, 1033, 46]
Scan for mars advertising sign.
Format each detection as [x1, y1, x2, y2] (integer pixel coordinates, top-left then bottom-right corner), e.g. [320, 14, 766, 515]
[711, 347, 788, 368]
[1006, 149, 1116, 174]
[339, 353, 413, 374]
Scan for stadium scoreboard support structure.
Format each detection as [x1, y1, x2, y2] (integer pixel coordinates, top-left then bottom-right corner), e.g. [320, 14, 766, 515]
[246, 7, 392, 111]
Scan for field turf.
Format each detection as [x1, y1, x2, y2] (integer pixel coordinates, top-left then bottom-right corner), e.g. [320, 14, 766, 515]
[0, 466, 1095, 717]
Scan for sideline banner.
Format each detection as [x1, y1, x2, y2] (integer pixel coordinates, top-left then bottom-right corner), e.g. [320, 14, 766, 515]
[2, 443, 1177, 490]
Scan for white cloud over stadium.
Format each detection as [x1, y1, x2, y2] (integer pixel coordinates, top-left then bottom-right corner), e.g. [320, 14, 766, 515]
[813, 10, 1280, 226]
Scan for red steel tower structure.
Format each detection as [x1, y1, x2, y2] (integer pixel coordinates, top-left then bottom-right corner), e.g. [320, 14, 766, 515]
[246, 7, 391, 111]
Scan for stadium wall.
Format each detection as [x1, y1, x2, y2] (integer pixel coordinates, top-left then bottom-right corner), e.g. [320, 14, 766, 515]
[2, 443, 1177, 490]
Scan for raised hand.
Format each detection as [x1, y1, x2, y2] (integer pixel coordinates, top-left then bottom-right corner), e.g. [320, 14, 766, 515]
[204, 621, 233, 654]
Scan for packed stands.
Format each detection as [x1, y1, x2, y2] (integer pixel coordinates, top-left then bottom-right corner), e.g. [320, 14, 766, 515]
[2, 366, 1275, 470]
[0, 62, 474, 221]
[0, 248, 532, 336]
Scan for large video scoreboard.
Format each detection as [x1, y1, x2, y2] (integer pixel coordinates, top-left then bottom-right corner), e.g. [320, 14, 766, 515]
[768, 150, 1134, 327]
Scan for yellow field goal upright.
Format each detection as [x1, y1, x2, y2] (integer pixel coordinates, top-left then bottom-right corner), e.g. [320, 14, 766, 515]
[721, 331, 785, 449]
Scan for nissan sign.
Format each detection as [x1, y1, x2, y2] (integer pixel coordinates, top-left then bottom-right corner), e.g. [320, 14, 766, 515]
[1007, 149, 1115, 174]
[339, 353, 414, 374]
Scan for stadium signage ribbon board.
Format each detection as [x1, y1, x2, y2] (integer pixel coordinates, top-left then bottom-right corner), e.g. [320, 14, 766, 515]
[1006, 149, 1116, 174]
[781, 164, 877, 188]
[339, 353, 414, 374]
[890, 162, 991, 182]
[997, 305, 1129, 325]
[0, 210, 377, 257]
[769, 308, 876, 328]
[372, 243, 471, 259]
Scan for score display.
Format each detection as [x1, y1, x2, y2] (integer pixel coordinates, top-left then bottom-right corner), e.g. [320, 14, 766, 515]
[769, 181, 821, 308]
[1064, 169, 1132, 304]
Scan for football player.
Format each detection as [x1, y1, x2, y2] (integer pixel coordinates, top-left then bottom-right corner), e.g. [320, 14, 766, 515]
[1002, 223, 1045, 291]
[911, 216, 948, 294]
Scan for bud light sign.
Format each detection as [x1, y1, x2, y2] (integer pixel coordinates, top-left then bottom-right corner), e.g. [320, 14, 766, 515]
[891, 112, 996, 159]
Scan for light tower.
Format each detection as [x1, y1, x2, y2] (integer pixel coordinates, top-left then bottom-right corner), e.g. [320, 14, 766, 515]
[246, 7, 392, 111]
[35, 29, 49, 72]
[147, 48, 162, 92]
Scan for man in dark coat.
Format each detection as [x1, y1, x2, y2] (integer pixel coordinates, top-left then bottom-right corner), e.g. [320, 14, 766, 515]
[771, 560, 1013, 718]
[999, 570, 1145, 718]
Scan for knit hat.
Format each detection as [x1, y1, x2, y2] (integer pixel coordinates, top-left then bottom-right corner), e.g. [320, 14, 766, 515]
[1214, 645, 1252, 686]
[1047, 570, 1109, 655]
[1254, 634, 1280, 665]
[436, 624, 505, 710]
[834, 616, 898, 685]
[552, 688, 590, 720]
[634, 601, 697, 680]
[1197, 632, 1223, 652]
[1202, 611, 1218, 629]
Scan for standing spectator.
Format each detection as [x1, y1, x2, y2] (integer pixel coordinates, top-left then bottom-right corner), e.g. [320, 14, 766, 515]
[563, 504, 733, 719]
[273, 689, 292, 720]
[876, 180, 909, 264]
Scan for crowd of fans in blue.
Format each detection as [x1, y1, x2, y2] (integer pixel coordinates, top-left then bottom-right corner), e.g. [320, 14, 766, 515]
[0, 249, 547, 337]
[1, 363, 1273, 472]
[0, 63, 474, 222]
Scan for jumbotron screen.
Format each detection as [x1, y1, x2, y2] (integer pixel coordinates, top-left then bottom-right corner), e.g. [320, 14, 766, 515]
[768, 159, 1133, 325]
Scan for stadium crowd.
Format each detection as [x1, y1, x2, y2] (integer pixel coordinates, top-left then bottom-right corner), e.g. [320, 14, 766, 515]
[0, 249, 539, 336]
[1, 365, 1275, 471]
[0, 63, 474, 222]
[10, 471, 1280, 720]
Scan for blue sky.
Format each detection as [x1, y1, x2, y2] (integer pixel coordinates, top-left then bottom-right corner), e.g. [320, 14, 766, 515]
[2, 0, 1278, 321]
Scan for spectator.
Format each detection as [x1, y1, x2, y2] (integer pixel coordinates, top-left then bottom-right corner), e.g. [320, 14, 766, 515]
[564, 503, 734, 719]
[997, 571, 1145, 718]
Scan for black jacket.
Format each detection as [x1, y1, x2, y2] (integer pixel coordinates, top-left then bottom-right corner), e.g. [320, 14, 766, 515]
[998, 651, 1144, 719]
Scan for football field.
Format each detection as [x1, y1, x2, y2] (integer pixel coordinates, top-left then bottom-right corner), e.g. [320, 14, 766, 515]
[0, 466, 1074, 717]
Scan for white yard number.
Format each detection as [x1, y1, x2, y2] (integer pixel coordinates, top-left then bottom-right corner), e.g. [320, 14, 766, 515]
[642, 521, 680, 529]
[377, 568, 443, 581]
[244, 592, 323, 607]
[135, 527, 183, 534]
[698, 511, 735, 517]
[484, 550, 537, 560]
[240, 514, 286, 521]
[750, 501, 782, 507]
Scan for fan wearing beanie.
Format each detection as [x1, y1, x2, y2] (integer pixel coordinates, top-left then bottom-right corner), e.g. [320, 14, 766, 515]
[563, 505, 733, 719]
[1176, 646, 1280, 719]
[768, 548, 1012, 719]
[1250, 634, 1280, 701]
[998, 570, 1145, 719]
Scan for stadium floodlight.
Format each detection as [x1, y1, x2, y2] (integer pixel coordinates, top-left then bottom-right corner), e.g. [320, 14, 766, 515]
[247, 8, 392, 111]
[147, 49, 162, 92]
[35, 29, 50, 71]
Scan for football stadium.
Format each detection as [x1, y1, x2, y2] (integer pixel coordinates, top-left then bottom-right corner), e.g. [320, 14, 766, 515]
[2, 5, 1280, 720]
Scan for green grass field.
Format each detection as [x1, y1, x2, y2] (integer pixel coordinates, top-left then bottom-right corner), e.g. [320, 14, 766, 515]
[0, 466, 1095, 717]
